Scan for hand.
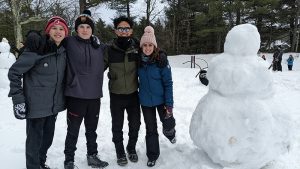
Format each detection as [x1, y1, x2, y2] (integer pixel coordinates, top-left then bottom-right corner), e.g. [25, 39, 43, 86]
[13, 103, 27, 120]
[91, 35, 101, 48]
[25, 30, 43, 53]
[199, 69, 209, 86]
[157, 51, 168, 68]
[165, 106, 173, 119]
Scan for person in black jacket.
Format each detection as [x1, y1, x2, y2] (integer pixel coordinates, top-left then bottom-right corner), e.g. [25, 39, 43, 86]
[8, 16, 68, 169]
[63, 10, 108, 169]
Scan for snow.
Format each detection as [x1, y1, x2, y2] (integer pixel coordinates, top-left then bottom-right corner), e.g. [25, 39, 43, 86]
[190, 24, 291, 169]
[0, 38, 16, 89]
[0, 36, 300, 169]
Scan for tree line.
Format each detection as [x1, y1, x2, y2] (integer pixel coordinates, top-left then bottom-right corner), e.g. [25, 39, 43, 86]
[0, 0, 299, 55]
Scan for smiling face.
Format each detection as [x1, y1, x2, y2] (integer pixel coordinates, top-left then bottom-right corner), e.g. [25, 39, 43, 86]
[77, 24, 92, 39]
[142, 42, 155, 56]
[48, 25, 66, 45]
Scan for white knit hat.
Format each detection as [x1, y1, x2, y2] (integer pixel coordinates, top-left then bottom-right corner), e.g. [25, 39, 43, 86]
[140, 26, 157, 48]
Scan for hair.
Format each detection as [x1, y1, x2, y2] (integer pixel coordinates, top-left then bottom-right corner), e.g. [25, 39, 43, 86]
[113, 16, 134, 29]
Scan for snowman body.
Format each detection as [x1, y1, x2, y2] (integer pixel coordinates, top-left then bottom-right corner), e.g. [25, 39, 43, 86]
[0, 40, 16, 89]
[189, 24, 289, 169]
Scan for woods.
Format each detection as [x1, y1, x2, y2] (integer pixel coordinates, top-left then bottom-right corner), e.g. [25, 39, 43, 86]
[0, 0, 299, 55]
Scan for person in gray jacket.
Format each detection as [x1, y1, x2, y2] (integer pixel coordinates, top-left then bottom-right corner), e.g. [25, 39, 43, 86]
[8, 16, 68, 169]
[63, 9, 108, 169]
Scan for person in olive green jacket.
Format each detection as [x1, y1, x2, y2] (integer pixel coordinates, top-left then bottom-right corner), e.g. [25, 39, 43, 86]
[104, 16, 141, 166]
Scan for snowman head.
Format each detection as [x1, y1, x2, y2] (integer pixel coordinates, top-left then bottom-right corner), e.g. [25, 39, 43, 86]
[224, 24, 260, 57]
[0, 38, 11, 53]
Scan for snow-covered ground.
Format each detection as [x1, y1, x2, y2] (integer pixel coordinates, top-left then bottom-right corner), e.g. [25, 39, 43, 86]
[0, 53, 299, 169]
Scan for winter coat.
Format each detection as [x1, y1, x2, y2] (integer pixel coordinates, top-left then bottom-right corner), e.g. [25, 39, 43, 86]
[287, 56, 294, 65]
[64, 36, 105, 99]
[8, 47, 66, 118]
[138, 54, 173, 107]
[104, 38, 139, 94]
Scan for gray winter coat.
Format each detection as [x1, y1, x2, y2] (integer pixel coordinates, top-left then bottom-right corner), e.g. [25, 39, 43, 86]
[8, 47, 66, 118]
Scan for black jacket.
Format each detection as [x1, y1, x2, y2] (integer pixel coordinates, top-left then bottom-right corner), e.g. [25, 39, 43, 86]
[64, 36, 105, 99]
[8, 47, 66, 118]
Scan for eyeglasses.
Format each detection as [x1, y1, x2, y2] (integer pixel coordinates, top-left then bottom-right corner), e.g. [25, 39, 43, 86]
[117, 27, 131, 33]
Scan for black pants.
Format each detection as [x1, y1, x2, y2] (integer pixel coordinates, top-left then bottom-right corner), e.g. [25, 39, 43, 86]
[110, 91, 141, 156]
[142, 104, 176, 161]
[64, 97, 100, 163]
[288, 65, 293, 70]
[26, 114, 57, 169]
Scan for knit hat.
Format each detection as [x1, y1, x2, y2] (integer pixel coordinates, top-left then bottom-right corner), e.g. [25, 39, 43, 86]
[75, 9, 94, 33]
[140, 26, 157, 48]
[45, 16, 69, 35]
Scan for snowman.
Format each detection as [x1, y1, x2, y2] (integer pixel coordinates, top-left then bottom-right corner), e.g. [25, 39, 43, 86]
[189, 24, 289, 169]
[0, 38, 16, 89]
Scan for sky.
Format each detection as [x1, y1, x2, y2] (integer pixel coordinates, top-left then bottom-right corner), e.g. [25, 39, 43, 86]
[0, 25, 300, 169]
[93, 0, 168, 25]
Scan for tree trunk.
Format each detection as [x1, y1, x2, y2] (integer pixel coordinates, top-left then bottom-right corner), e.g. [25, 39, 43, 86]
[126, 0, 131, 18]
[10, 0, 23, 49]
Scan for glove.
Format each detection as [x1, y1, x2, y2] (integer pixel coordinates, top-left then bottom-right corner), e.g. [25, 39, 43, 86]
[91, 35, 101, 48]
[199, 69, 209, 86]
[25, 30, 44, 54]
[13, 103, 27, 120]
[157, 51, 169, 68]
[164, 106, 173, 119]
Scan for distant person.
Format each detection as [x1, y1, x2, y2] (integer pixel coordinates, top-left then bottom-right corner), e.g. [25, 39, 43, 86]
[261, 54, 266, 60]
[138, 26, 176, 167]
[272, 46, 283, 71]
[286, 54, 294, 71]
[8, 16, 68, 169]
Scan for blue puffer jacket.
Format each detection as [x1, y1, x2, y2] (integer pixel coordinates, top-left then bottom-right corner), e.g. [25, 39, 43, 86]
[138, 57, 173, 107]
[287, 56, 294, 65]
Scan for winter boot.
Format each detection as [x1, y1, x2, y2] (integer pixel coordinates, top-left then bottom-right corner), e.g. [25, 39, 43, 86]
[64, 161, 75, 169]
[117, 153, 128, 166]
[40, 163, 50, 169]
[126, 148, 138, 162]
[147, 159, 156, 167]
[87, 154, 109, 168]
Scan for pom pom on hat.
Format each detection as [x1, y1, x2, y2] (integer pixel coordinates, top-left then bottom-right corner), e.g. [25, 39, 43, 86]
[75, 9, 95, 33]
[140, 26, 157, 48]
[45, 16, 69, 35]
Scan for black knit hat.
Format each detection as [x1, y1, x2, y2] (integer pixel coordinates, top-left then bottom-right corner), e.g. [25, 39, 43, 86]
[75, 9, 94, 33]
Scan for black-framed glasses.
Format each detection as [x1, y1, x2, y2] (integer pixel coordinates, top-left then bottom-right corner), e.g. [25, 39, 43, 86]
[117, 27, 131, 33]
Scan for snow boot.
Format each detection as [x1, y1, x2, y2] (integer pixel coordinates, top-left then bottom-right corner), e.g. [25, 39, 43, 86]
[147, 160, 156, 167]
[127, 149, 138, 162]
[40, 163, 50, 169]
[87, 154, 109, 168]
[117, 153, 128, 166]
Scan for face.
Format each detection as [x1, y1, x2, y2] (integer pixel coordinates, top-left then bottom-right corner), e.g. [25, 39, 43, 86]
[142, 43, 155, 56]
[115, 21, 133, 37]
[77, 24, 92, 39]
[48, 25, 66, 45]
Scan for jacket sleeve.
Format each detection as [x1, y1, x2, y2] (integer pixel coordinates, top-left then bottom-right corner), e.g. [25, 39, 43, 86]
[8, 51, 41, 104]
[161, 64, 174, 107]
[103, 45, 109, 71]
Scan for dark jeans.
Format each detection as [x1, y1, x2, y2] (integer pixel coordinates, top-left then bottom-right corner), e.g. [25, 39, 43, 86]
[142, 104, 176, 161]
[110, 91, 141, 156]
[288, 65, 293, 70]
[26, 114, 57, 169]
[64, 97, 100, 163]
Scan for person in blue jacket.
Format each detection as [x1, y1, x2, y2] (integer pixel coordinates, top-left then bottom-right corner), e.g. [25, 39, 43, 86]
[138, 26, 176, 167]
[287, 54, 294, 71]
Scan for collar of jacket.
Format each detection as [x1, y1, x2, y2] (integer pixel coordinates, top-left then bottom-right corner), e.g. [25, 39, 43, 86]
[75, 35, 91, 44]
